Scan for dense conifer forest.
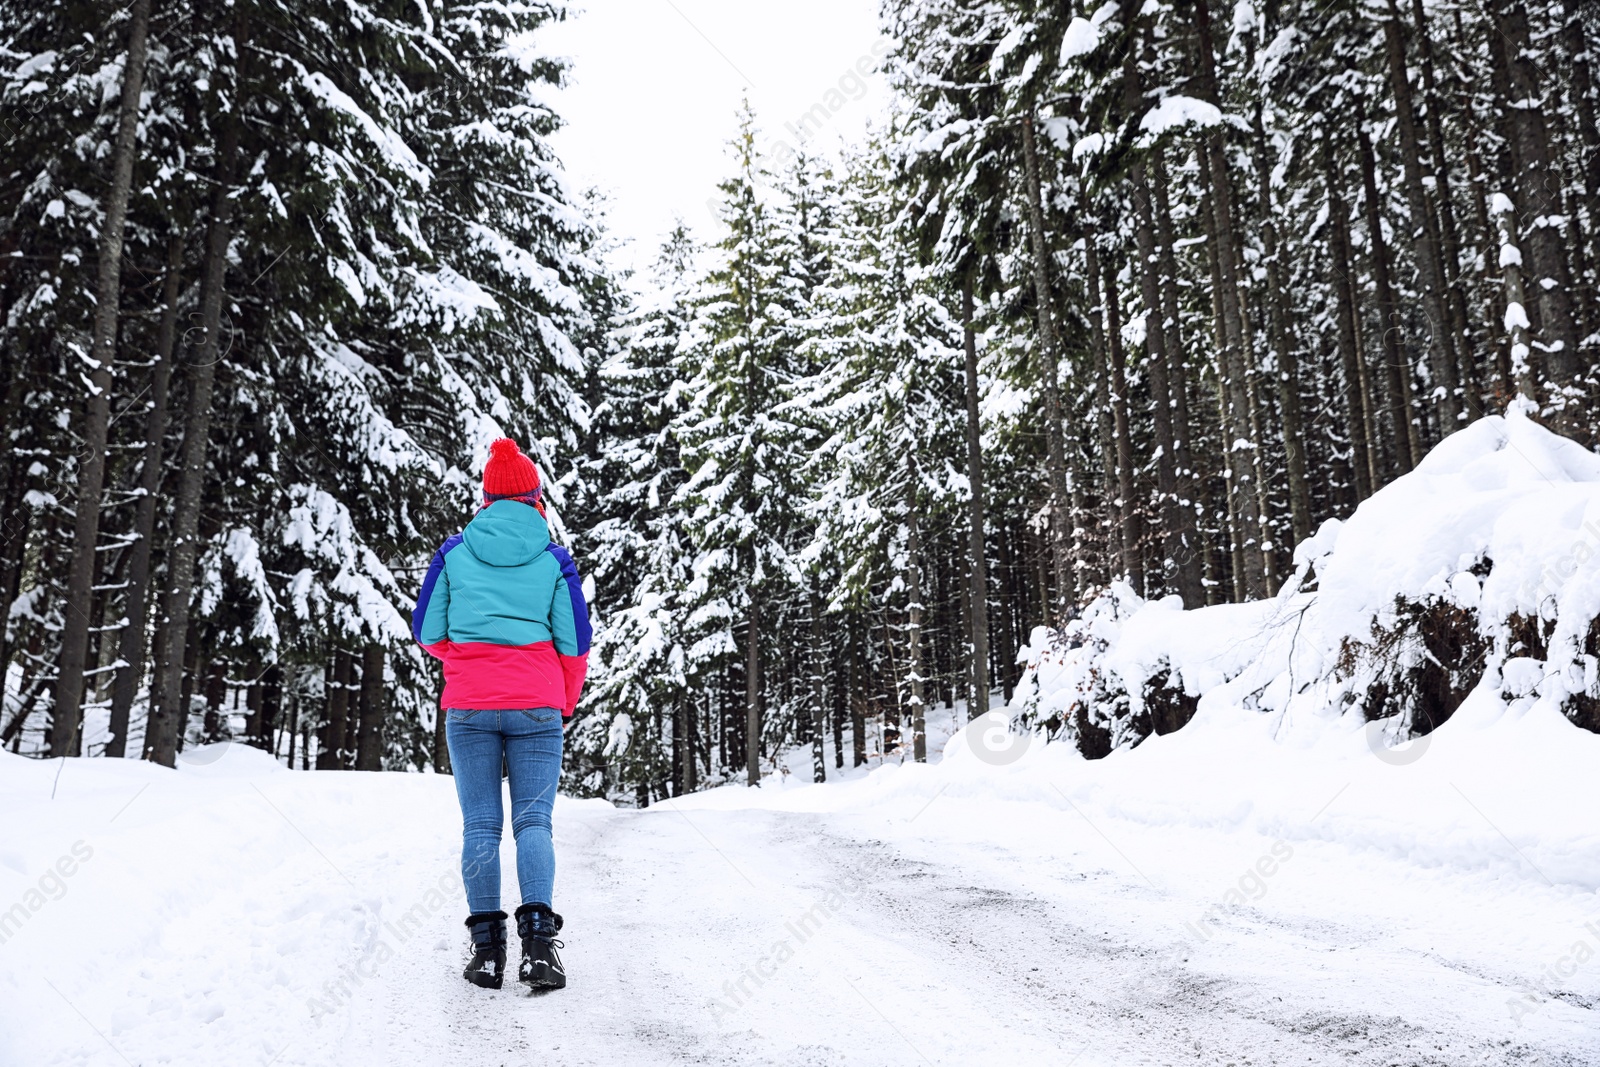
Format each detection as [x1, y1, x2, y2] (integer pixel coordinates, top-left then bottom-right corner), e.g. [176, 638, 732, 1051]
[4, 0, 1596, 804]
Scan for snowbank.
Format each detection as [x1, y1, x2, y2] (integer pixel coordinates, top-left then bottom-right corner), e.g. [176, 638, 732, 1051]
[1013, 410, 1600, 757]
[9, 722, 1595, 1066]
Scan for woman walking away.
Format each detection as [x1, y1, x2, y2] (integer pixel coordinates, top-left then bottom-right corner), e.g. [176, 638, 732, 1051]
[412, 438, 591, 992]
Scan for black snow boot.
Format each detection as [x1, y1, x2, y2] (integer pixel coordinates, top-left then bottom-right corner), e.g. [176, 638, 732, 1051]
[514, 903, 566, 991]
[462, 911, 508, 989]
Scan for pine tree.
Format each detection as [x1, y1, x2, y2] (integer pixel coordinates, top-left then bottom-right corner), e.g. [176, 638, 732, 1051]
[674, 103, 815, 786]
[798, 133, 966, 761]
[573, 226, 697, 801]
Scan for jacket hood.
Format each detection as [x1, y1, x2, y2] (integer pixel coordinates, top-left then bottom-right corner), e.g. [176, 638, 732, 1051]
[461, 500, 551, 567]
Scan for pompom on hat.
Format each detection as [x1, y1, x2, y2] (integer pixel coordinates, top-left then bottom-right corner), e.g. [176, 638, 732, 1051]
[482, 437, 543, 512]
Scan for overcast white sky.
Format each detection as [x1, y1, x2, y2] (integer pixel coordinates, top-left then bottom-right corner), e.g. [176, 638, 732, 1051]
[542, 0, 891, 277]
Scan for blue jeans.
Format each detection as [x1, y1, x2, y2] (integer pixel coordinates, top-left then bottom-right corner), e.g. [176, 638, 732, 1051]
[444, 708, 563, 913]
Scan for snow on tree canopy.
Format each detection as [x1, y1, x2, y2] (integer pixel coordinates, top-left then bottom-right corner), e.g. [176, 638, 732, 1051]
[1137, 95, 1224, 143]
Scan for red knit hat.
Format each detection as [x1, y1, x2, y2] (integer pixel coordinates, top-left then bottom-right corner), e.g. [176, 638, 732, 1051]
[482, 437, 540, 499]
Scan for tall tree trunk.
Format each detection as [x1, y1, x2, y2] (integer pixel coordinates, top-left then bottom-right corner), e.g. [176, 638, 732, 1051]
[744, 588, 761, 786]
[318, 650, 352, 771]
[1127, 30, 1202, 603]
[1483, 17, 1535, 402]
[52, 0, 154, 757]
[686, 697, 699, 791]
[0, 465, 30, 723]
[931, 558, 950, 707]
[1493, 197, 1539, 396]
[286, 686, 301, 770]
[959, 274, 991, 720]
[1235, 285, 1279, 590]
[144, 12, 250, 767]
[1150, 147, 1205, 600]
[246, 672, 263, 745]
[202, 662, 227, 743]
[1382, 0, 1463, 428]
[1089, 272, 1118, 589]
[808, 583, 825, 783]
[1130, 164, 1198, 602]
[1356, 114, 1422, 473]
[1212, 374, 1246, 602]
[995, 520, 1017, 701]
[905, 454, 927, 762]
[717, 666, 728, 773]
[1198, 161, 1247, 604]
[831, 623, 846, 770]
[1089, 241, 1144, 592]
[1032, 524, 1052, 630]
[948, 555, 965, 711]
[670, 701, 684, 797]
[849, 614, 866, 768]
[1019, 112, 1075, 616]
[1409, 0, 1480, 416]
[177, 634, 199, 754]
[264, 668, 282, 757]
[1564, 11, 1600, 309]
[107, 233, 182, 757]
[1321, 136, 1377, 500]
[1490, 0, 1581, 387]
[1191, 2, 1267, 599]
[876, 615, 897, 744]
[1462, 116, 1514, 400]
[1247, 92, 1312, 547]
[355, 645, 384, 771]
[342, 658, 360, 765]
[344, 658, 362, 766]
[1067, 461, 1091, 602]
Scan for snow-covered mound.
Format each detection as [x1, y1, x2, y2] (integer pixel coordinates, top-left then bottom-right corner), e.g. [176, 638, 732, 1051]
[1016, 409, 1600, 755]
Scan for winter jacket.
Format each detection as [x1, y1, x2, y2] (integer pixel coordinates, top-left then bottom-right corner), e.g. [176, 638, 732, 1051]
[412, 500, 591, 717]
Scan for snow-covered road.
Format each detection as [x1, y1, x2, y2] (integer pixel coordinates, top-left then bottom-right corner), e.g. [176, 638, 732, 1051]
[3, 705, 1597, 1066]
[545, 801, 1595, 1066]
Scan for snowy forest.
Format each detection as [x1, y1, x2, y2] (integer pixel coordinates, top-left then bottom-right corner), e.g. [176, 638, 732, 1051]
[4, 0, 1598, 807]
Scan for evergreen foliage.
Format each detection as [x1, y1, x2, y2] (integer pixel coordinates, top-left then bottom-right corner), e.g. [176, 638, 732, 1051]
[5, 0, 1598, 794]
[1, 0, 608, 767]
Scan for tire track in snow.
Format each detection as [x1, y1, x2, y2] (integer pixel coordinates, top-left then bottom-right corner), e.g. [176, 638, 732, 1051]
[243, 789, 1594, 1067]
[797, 817, 1596, 1066]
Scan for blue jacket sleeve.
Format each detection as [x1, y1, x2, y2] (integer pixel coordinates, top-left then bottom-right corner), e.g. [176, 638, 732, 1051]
[414, 535, 461, 653]
[545, 544, 591, 716]
[545, 544, 592, 656]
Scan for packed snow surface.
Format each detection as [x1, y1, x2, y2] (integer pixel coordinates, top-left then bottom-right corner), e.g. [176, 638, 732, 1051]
[2, 692, 1596, 1065]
